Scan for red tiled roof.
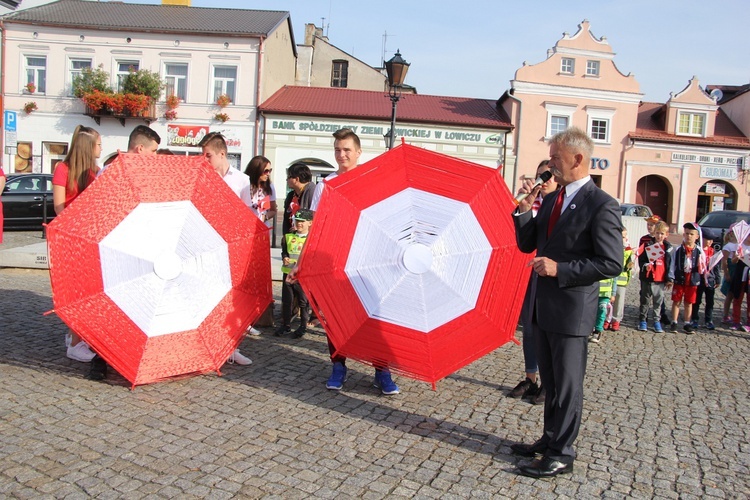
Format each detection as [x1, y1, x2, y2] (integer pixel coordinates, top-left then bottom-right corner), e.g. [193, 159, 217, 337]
[260, 86, 512, 129]
[630, 101, 750, 149]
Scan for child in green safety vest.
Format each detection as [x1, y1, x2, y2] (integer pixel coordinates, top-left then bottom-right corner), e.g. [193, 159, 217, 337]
[606, 226, 635, 332]
[591, 276, 617, 344]
[276, 209, 313, 338]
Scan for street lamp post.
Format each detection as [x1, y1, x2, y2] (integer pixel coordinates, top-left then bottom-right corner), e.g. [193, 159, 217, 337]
[384, 50, 410, 150]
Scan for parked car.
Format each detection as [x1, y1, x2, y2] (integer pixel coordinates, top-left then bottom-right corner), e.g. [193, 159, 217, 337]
[2, 173, 56, 228]
[698, 210, 750, 247]
[620, 203, 653, 218]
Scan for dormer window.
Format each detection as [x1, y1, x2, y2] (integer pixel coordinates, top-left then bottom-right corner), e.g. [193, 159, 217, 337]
[586, 60, 600, 77]
[560, 57, 574, 75]
[677, 112, 706, 136]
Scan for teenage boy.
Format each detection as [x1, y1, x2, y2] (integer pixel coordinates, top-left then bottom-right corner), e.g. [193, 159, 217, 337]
[200, 132, 255, 363]
[668, 222, 705, 334]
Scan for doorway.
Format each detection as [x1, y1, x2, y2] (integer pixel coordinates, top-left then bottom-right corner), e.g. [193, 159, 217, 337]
[636, 175, 669, 221]
[697, 181, 737, 220]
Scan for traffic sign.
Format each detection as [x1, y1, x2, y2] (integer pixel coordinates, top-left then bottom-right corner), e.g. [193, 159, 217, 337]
[6, 131, 18, 148]
[4, 110, 17, 132]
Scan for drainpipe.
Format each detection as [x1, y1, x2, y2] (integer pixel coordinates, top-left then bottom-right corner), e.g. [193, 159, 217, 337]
[503, 91, 523, 194]
[254, 36, 265, 156]
[1, 21, 5, 170]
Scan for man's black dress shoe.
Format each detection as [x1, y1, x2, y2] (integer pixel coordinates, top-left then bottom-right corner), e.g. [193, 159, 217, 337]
[518, 457, 573, 478]
[510, 441, 547, 457]
[87, 355, 107, 381]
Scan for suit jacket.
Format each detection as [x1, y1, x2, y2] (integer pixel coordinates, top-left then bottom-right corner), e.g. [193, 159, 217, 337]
[514, 179, 623, 337]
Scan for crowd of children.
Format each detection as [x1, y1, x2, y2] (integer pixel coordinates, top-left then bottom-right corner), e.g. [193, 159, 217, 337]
[591, 213, 745, 341]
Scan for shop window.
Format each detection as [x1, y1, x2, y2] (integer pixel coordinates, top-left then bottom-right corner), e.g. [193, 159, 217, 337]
[331, 60, 348, 88]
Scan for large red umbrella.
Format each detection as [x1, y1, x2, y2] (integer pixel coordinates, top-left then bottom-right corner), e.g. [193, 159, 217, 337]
[297, 144, 531, 386]
[47, 154, 272, 387]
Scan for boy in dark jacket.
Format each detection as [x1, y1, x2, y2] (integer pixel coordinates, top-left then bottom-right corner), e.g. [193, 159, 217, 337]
[690, 228, 721, 330]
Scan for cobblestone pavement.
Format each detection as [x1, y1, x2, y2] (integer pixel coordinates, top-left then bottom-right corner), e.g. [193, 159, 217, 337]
[1, 232, 749, 498]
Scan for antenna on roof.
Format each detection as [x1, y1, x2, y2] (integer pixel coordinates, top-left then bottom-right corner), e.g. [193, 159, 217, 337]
[382, 31, 393, 67]
[709, 88, 723, 103]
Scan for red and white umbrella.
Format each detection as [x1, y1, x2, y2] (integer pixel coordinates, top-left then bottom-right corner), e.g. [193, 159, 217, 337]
[47, 154, 272, 387]
[297, 144, 531, 386]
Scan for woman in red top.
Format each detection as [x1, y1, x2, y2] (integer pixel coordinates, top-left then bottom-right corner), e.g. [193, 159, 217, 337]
[52, 125, 101, 214]
[52, 125, 102, 362]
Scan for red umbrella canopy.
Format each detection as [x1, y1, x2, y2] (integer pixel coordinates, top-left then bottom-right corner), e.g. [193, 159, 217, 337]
[297, 144, 531, 385]
[47, 154, 272, 387]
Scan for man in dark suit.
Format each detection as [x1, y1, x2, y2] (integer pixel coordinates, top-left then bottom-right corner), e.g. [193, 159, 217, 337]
[511, 127, 623, 478]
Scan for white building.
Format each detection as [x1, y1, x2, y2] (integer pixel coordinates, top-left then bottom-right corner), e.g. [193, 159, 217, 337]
[1, 0, 296, 173]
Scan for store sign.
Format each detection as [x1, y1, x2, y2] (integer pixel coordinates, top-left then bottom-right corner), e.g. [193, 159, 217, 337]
[700, 165, 737, 181]
[672, 152, 741, 167]
[590, 157, 610, 169]
[269, 119, 505, 145]
[166, 125, 209, 147]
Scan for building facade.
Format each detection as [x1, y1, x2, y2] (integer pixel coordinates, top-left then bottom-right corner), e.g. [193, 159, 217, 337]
[500, 20, 750, 229]
[1, 0, 296, 173]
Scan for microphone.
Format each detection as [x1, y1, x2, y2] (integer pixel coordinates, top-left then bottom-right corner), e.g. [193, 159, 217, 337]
[514, 170, 552, 205]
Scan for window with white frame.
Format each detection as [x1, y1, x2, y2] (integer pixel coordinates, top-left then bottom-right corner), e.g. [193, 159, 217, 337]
[164, 63, 188, 101]
[115, 60, 139, 92]
[550, 116, 569, 136]
[586, 60, 600, 77]
[212, 65, 237, 103]
[677, 112, 706, 136]
[585, 107, 615, 143]
[25, 56, 47, 93]
[544, 102, 576, 138]
[560, 57, 575, 75]
[68, 58, 92, 95]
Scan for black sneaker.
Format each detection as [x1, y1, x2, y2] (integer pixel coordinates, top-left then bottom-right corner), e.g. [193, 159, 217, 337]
[683, 323, 694, 334]
[274, 324, 291, 337]
[531, 385, 546, 405]
[670, 322, 678, 332]
[87, 355, 107, 381]
[291, 325, 306, 339]
[508, 377, 537, 398]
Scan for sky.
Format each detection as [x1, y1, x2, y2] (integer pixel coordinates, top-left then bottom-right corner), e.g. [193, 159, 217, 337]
[19, 0, 750, 102]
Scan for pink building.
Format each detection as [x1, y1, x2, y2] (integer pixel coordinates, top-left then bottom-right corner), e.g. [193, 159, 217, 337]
[500, 20, 750, 229]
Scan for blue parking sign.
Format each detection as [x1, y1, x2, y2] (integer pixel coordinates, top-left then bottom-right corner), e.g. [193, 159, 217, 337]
[4, 110, 17, 132]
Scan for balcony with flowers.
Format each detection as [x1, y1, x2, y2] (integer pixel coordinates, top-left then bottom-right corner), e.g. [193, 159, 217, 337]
[75, 65, 162, 126]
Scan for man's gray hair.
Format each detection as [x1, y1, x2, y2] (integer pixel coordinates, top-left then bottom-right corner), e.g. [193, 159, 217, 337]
[549, 127, 594, 158]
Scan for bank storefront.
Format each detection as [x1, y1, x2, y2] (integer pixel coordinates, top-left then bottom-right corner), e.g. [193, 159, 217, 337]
[262, 114, 514, 187]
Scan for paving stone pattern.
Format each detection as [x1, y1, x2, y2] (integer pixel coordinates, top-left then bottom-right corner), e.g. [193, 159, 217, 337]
[1, 234, 749, 497]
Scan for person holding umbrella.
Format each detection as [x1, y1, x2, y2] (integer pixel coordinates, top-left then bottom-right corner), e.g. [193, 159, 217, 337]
[52, 125, 102, 363]
[304, 128, 400, 395]
[511, 127, 622, 478]
[200, 132, 255, 364]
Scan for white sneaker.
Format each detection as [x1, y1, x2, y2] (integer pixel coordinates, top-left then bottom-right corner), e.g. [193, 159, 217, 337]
[247, 326, 261, 336]
[227, 349, 252, 365]
[67, 342, 96, 362]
